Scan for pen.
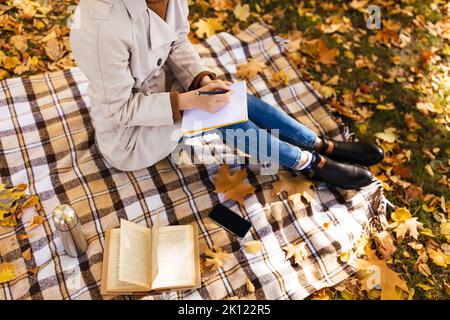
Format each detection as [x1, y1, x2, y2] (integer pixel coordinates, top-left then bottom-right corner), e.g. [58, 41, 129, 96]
[196, 89, 230, 96]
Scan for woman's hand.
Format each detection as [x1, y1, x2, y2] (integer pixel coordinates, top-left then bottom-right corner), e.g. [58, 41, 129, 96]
[179, 80, 233, 113]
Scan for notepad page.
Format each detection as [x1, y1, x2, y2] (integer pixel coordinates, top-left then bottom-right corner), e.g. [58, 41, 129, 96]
[181, 81, 248, 135]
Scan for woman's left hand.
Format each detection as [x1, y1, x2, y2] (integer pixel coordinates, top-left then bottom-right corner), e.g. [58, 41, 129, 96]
[200, 75, 233, 88]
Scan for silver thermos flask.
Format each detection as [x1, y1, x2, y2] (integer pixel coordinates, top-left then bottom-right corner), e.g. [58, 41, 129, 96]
[52, 204, 88, 257]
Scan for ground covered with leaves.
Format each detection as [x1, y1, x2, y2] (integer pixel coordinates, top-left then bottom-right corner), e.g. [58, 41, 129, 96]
[0, 0, 448, 299]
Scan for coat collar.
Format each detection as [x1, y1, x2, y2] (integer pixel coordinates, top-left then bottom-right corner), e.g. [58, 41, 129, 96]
[121, 0, 147, 21]
[148, 8, 178, 49]
[122, 0, 178, 49]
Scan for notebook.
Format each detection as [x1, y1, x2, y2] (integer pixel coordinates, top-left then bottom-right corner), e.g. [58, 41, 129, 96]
[181, 81, 248, 136]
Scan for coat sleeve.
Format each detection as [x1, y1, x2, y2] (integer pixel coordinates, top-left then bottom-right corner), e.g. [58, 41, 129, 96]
[166, 0, 215, 91]
[83, 24, 175, 128]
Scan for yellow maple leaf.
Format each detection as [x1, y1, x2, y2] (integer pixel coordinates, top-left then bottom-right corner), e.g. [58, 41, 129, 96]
[193, 18, 223, 39]
[2, 56, 20, 70]
[427, 248, 448, 267]
[245, 240, 262, 254]
[203, 245, 229, 271]
[246, 278, 255, 293]
[339, 251, 350, 262]
[213, 165, 255, 205]
[391, 207, 412, 222]
[440, 221, 450, 236]
[269, 71, 289, 87]
[22, 195, 40, 209]
[357, 247, 409, 300]
[236, 58, 266, 80]
[272, 171, 315, 204]
[311, 81, 336, 99]
[233, 3, 250, 21]
[0, 215, 17, 227]
[0, 263, 16, 284]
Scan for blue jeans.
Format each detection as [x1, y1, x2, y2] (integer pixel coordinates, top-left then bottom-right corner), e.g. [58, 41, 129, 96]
[215, 94, 317, 169]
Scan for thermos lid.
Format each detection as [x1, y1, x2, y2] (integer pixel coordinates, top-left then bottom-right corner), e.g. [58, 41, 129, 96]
[52, 204, 79, 232]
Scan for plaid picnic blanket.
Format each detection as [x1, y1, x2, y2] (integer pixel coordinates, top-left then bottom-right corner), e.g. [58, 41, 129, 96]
[0, 23, 386, 300]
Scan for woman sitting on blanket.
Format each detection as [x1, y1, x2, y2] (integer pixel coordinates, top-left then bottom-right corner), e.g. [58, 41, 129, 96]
[70, 0, 383, 189]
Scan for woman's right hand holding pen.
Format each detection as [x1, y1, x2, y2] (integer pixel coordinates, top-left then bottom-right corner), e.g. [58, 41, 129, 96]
[179, 79, 233, 113]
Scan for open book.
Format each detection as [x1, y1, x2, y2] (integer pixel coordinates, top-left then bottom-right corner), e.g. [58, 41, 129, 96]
[100, 218, 200, 295]
[181, 80, 248, 136]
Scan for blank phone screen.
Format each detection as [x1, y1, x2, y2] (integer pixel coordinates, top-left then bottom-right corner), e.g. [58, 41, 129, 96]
[209, 204, 251, 238]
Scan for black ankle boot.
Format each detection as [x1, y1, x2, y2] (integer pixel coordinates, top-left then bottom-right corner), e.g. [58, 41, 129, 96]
[318, 137, 384, 167]
[303, 155, 374, 189]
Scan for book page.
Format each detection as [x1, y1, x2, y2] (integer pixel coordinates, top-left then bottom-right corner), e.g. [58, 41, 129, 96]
[119, 219, 151, 288]
[181, 81, 248, 135]
[151, 225, 196, 290]
[150, 214, 160, 283]
[106, 229, 147, 292]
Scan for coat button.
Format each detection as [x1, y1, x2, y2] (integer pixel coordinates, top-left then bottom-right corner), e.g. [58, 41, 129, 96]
[157, 58, 162, 66]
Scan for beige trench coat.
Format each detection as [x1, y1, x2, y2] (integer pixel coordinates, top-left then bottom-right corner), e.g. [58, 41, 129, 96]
[70, 0, 213, 171]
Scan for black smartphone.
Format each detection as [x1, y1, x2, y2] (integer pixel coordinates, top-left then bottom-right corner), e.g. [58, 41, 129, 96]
[209, 204, 251, 238]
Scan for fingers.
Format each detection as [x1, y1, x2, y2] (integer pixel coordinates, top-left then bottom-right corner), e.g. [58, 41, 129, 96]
[202, 79, 233, 91]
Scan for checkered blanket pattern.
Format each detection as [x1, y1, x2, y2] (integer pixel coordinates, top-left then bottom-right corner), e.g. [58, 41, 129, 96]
[0, 23, 386, 300]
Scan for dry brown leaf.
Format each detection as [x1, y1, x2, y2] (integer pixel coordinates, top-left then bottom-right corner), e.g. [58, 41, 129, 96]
[283, 242, 307, 265]
[28, 267, 38, 277]
[214, 165, 255, 205]
[22, 195, 40, 209]
[16, 0, 36, 19]
[272, 171, 315, 204]
[349, 0, 369, 10]
[44, 38, 63, 62]
[22, 248, 31, 261]
[203, 245, 229, 271]
[357, 247, 409, 300]
[373, 231, 396, 259]
[10, 35, 28, 53]
[405, 113, 421, 131]
[374, 127, 399, 143]
[317, 39, 339, 65]
[26, 214, 45, 232]
[17, 234, 31, 240]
